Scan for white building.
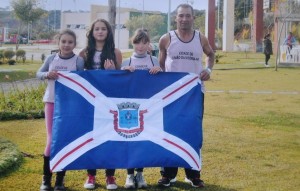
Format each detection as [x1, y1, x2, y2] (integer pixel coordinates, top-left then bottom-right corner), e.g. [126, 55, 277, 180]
[60, 5, 133, 49]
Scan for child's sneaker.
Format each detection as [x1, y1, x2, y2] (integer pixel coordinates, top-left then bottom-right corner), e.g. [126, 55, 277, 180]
[124, 174, 135, 189]
[184, 177, 205, 188]
[157, 177, 171, 187]
[106, 176, 118, 190]
[54, 175, 65, 191]
[170, 177, 177, 183]
[135, 172, 147, 188]
[40, 175, 52, 191]
[84, 174, 96, 189]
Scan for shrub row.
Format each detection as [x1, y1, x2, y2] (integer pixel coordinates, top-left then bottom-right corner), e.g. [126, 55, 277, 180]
[0, 49, 27, 65]
[0, 83, 45, 121]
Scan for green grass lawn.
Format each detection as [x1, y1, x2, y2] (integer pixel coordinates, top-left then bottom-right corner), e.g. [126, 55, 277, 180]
[0, 54, 299, 190]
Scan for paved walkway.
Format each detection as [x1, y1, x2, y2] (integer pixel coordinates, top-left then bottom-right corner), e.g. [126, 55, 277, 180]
[0, 78, 44, 94]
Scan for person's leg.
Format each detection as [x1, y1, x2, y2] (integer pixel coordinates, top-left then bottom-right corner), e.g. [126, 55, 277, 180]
[40, 103, 54, 191]
[135, 168, 147, 188]
[54, 171, 66, 191]
[106, 169, 117, 190]
[87, 169, 96, 176]
[265, 54, 270, 66]
[184, 169, 204, 187]
[127, 168, 134, 175]
[124, 168, 135, 189]
[105, 169, 115, 176]
[40, 155, 52, 191]
[84, 169, 96, 189]
[44, 103, 53, 157]
[158, 167, 178, 187]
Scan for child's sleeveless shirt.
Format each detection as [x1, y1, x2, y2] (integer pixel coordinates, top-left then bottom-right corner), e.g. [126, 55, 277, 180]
[43, 53, 78, 103]
[129, 53, 157, 70]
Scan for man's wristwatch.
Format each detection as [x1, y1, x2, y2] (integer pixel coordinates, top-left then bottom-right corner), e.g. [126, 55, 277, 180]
[206, 68, 212, 75]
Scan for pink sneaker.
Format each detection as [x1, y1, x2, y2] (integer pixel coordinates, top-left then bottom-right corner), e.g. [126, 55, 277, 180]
[106, 176, 118, 190]
[84, 174, 95, 189]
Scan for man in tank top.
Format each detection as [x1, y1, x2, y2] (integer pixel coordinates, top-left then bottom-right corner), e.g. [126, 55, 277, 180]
[157, 3, 215, 188]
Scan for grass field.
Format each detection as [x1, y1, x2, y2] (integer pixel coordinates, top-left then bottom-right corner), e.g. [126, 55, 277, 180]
[0, 54, 299, 190]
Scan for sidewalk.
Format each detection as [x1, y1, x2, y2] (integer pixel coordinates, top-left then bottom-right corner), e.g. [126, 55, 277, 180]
[0, 78, 44, 94]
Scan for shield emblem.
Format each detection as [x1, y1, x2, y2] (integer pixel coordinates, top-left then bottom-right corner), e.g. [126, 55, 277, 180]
[110, 102, 147, 138]
[119, 109, 138, 128]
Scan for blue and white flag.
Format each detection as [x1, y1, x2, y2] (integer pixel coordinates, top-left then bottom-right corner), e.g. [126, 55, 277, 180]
[50, 70, 203, 172]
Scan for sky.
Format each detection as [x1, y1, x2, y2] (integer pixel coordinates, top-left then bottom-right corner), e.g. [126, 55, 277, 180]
[1, 0, 208, 13]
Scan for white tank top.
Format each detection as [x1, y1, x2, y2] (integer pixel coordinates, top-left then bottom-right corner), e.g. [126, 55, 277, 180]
[43, 53, 78, 103]
[129, 54, 155, 70]
[165, 30, 204, 75]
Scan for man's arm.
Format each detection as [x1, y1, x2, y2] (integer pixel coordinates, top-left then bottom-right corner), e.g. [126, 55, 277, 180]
[200, 34, 215, 81]
[158, 33, 169, 71]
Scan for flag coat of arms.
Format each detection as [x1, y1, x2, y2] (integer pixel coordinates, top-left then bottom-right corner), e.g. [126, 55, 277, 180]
[50, 70, 204, 172]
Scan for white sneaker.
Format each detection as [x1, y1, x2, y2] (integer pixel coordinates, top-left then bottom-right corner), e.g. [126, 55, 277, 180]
[106, 176, 118, 190]
[124, 174, 135, 189]
[135, 172, 147, 188]
[170, 177, 177, 183]
[84, 175, 96, 189]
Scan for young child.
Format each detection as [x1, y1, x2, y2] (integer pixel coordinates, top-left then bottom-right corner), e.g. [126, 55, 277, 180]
[121, 28, 161, 74]
[37, 29, 84, 191]
[79, 18, 122, 190]
[121, 28, 161, 189]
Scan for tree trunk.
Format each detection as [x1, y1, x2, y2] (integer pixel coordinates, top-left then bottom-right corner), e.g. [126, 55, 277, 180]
[108, 0, 117, 37]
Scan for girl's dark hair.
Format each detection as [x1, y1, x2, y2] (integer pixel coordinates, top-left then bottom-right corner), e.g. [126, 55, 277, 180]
[131, 28, 150, 44]
[85, 19, 116, 69]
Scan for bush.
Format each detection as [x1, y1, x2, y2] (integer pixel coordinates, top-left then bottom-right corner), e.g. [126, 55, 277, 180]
[3, 49, 15, 60]
[0, 138, 23, 176]
[16, 49, 26, 62]
[0, 83, 45, 121]
[7, 60, 16, 65]
[0, 50, 4, 61]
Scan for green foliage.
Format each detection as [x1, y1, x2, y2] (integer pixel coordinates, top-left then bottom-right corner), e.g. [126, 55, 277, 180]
[16, 49, 26, 62]
[0, 71, 37, 82]
[0, 50, 4, 61]
[11, 0, 46, 24]
[0, 137, 23, 176]
[3, 49, 15, 60]
[0, 84, 45, 120]
[7, 59, 16, 65]
[126, 14, 165, 42]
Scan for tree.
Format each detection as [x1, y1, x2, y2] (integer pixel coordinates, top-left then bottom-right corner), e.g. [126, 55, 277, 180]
[108, 0, 117, 36]
[125, 14, 165, 42]
[11, 0, 46, 47]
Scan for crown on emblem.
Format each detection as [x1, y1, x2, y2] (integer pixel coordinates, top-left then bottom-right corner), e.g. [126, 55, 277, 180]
[117, 102, 140, 110]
